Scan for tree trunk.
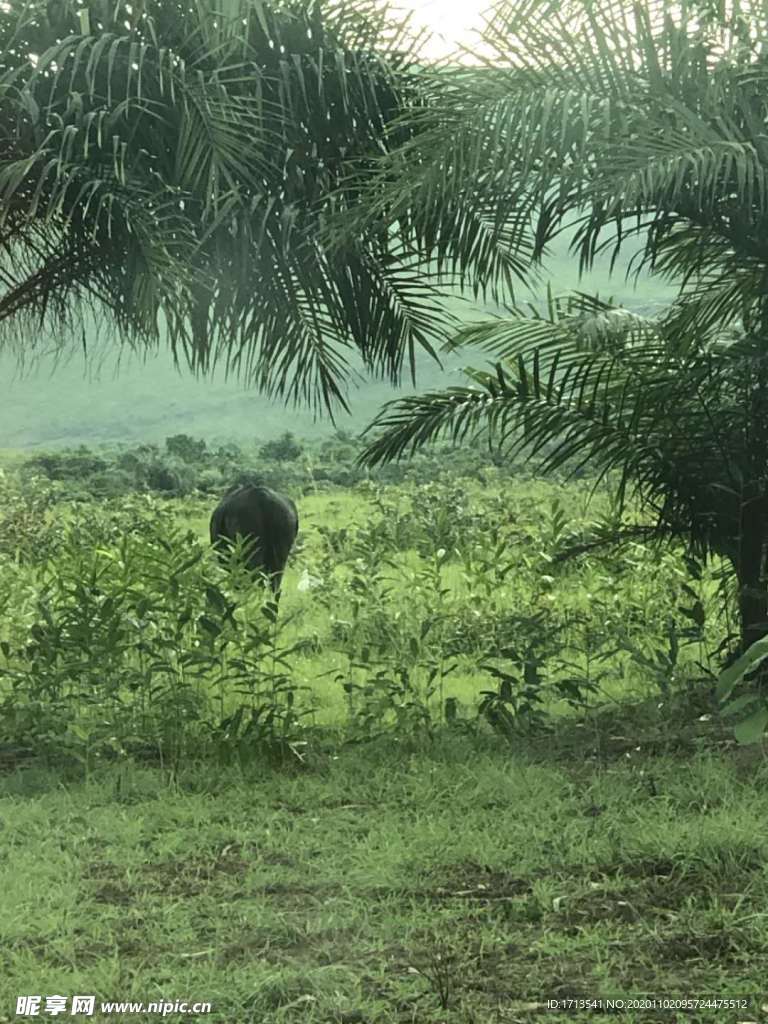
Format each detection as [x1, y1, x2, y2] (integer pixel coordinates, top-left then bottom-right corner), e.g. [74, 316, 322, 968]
[734, 492, 768, 660]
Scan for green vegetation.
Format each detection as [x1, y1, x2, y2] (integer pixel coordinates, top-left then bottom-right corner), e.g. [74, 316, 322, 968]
[0, 467, 726, 762]
[364, 292, 768, 664]
[13, 431, 516, 502]
[0, 453, 764, 1021]
[2, 743, 766, 1024]
[0, 235, 675, 451]
[348, 0, 768, 721]
[2, 0, 767, 1018]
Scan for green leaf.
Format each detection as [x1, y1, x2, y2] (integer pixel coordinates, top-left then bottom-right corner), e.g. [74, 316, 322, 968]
[721, 694, 761, 717]
[717, 636, 768, 702]
[261, 600, 278, 623]
[205, 585, 229, 614]
[680, 601, 705, 627]
[733, 705, 768, 746]
[198, 615, 222, 638]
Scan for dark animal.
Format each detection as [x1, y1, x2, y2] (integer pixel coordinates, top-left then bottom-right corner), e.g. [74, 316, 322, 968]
[210, 485, 299, 598]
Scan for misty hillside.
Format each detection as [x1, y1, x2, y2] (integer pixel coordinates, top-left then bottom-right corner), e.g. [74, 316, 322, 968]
[0, 236, 678, 450]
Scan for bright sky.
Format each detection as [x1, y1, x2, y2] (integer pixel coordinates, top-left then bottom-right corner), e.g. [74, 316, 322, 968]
[397, 0, 491, 59]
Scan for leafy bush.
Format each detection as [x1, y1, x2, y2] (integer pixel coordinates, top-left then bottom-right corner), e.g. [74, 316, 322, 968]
[145, 457, 197, 495]
[88, 469, 136, 498]
[259, 432, 303, 462]
[165, 434, 208, 463]
[0, 497, 314, 766]
[196, 468, 228, 494]
[23, 450, 108, 481]
[0, 473, 63, 565]
[0, 468, 729, 763]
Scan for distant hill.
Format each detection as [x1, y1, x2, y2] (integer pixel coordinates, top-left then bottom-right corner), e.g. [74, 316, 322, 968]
[0, 235, 678, 450]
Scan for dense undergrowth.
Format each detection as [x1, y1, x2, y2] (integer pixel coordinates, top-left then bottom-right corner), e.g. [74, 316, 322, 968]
[0, 451, 732, 769]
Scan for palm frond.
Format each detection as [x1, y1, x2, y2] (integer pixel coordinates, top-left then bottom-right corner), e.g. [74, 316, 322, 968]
[0, 0, 448, 412]
[361, 288, 765, 564]
[337, 0, 768, 338]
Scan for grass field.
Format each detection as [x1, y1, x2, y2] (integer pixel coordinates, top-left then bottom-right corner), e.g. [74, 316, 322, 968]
[0, 473, 764, 1023]
[2, 731, 766, 1023]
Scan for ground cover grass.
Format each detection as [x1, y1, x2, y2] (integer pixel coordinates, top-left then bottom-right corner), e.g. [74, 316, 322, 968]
[1, 730, 766, 1023]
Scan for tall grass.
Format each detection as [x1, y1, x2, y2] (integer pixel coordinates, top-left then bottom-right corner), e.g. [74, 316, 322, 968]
[0, 475, 726, 768]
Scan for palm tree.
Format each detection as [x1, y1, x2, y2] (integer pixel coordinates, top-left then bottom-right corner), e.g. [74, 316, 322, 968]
[363, 291, 768, 655]
[0, 0, 449, 412]
[346, 0, 768, 657]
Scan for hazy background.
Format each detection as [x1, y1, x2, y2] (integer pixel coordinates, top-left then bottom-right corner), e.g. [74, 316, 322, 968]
[0, 236, 678, 449]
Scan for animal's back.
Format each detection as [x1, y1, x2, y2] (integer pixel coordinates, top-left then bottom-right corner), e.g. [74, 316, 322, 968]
[210, 485, 298, 583]
[223, 484, 297, 534]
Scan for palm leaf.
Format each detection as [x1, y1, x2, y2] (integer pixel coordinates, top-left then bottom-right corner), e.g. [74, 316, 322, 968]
[0, 0, 447, 413]
[339, 0, 768, 347]
[361, 290, 764, 565]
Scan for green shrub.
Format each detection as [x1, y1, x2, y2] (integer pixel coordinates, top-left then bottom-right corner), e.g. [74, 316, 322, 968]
[0, 498, 314, 765]
[259, 432, 303, 462]
[88, 469, 136, 498]
[23, 451, 108, 481]
[0, 474, 63, 564]
[165, 434, 208, 463]
[145, 458, 196, 495]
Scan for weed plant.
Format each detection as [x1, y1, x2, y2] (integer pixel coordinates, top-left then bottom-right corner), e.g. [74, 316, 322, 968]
[0, 472, 726, 769]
